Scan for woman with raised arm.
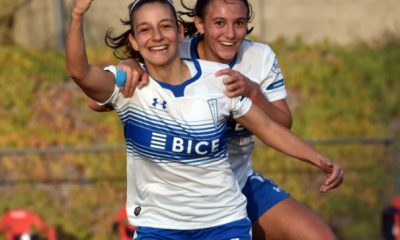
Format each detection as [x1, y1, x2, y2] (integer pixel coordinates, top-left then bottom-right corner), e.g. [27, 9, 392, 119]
[108, 0, 344, 239]
[66, 0, 344, 239]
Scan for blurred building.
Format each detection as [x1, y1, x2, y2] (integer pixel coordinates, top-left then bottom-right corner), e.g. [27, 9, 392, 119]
[1, 0, 400, 48]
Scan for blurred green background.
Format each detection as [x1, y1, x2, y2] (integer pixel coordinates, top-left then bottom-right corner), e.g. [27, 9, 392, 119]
[1, 0, 400, 239]
[1, 36, 399, 239]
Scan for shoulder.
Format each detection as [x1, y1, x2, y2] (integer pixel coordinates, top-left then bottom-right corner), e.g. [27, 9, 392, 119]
[197, 59, 229, 72]
[233, 40, 279, 79]
[185, 58, 229, 78]
[183, 59, 227, 91]
[237, 39, 276, 61]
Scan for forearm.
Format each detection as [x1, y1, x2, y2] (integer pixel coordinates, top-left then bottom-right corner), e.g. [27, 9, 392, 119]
[238, 104, 344, 192]
[264, 122, 322, 167]
[249, 89, 292, 129]
[65, 5, 115, 102]
[237, 105, 321, 168]
[65, 12, 90, 81]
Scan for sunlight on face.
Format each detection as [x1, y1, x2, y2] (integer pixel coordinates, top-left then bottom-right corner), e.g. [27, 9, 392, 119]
[129, 2, 181, 67]
[198, 0, 248, 63]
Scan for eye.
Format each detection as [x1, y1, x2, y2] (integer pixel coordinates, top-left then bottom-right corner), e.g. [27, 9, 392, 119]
[234, 20, 246, 27]
[215, 20, 225, 27]
[137, 26, 150, 33]
[160, 23, 174, 31]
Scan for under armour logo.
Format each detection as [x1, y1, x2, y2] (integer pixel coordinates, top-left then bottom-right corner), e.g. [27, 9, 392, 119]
[152, 98, 167, 109]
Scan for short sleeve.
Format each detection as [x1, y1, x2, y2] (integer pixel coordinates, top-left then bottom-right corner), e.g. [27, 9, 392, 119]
[230, 96, 252, 119]
[259, 56, 287, 102]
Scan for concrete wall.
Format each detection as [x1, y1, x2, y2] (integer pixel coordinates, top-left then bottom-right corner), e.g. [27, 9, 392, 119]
[3, 0, 400, 48]
[257, 0, 400, 44]
[8, 0, 133, 48]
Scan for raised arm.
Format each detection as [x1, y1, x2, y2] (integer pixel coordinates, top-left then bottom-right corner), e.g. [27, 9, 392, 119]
[236, 104, 344, 192]
[65, 0, 115, 102]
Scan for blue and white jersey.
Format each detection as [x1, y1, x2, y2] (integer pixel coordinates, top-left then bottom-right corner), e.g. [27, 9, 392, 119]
[104, 59, 251, 230]
[179, 37, 288, 188]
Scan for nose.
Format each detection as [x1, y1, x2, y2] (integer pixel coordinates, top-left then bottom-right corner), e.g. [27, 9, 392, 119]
[225, 24, 236, 39]
[152, 28, 163, 41]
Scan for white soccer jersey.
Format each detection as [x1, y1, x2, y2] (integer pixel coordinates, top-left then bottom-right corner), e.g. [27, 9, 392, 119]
[104, 59, 251, 230]
[179, 37, 288, 188]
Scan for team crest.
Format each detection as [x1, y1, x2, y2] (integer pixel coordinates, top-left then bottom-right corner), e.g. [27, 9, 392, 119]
[271, 57, 282, 75]
[207, 99, 218, 127]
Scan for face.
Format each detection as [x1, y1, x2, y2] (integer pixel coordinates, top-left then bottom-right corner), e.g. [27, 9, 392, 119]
[129, 2, 183, 68]
[195, 0, 248, 63]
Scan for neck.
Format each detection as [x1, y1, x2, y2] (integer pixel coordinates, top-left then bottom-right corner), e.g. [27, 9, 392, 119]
[145, 58, 190, 85]
[196, 40, 207, 60]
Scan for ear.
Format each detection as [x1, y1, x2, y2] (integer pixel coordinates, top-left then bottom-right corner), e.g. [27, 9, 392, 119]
[194, 16, 204, 34]
[177, 22, 184, 42]
[128, 33, 139, 51]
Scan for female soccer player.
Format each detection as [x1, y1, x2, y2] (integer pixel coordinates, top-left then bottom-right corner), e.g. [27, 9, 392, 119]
[66, 0, 343, 239]
[177, 0, 341, 239]
[108, 0, 344, 239]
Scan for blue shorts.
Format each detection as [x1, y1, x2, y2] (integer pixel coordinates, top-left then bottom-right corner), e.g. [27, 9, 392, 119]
[242, 171, 290, 223]
[134, 218, 251, 240]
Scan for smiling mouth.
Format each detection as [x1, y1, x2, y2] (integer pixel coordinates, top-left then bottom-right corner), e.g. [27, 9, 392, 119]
[220, 41, 235, 46]
[149, 45, 168, 51]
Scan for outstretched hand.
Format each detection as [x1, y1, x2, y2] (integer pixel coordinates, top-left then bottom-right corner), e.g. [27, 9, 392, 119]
[72, 0, 94, 16]
[318, 157, 344, 193]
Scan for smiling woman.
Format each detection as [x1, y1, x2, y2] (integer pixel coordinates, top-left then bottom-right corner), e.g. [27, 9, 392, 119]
[65, 0, 343, 239]
[66, 1, 252, 239]
[127, 2, 184, 80]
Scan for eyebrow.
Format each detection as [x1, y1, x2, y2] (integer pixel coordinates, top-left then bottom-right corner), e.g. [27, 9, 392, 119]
[211, 17, 247, 22]
[135, 18, 174, 27]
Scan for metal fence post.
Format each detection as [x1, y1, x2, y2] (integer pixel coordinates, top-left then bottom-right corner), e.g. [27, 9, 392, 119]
[55, 0, 65, 49]
[391, 141, 399, 196]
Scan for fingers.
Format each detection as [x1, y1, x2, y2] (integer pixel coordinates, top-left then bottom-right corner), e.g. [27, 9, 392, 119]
[126, 69, 140, 97]
[224, 80, 243, 97]
[116, 65, 132, 98]
[117, 60, 148, 97]
[217, 69, 247, 98]
[319, 162, 345, 193]
[138, 72, 149, 89]
[217, 68, 258, 98]
[72, 0, 94, 15]
[116, 65, 137, 98]
[215, 68, 233, 77]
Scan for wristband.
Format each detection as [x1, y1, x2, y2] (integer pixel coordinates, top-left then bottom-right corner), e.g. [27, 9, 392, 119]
[104, 65, 127, 87]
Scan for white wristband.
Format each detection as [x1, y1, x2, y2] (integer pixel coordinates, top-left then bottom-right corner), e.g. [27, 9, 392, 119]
[104, 65, 117, 77]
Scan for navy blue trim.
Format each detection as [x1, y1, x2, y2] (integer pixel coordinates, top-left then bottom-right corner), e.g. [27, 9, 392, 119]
[228, 55, 237, 69]
[155, 59, 202, 97]
[190, 36, 201, 60]
[266, 79, 285, 90]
